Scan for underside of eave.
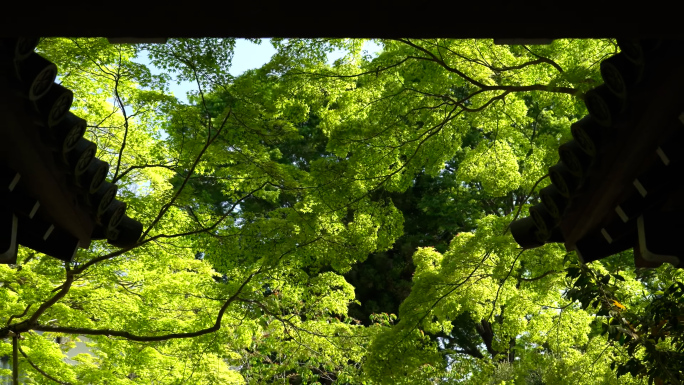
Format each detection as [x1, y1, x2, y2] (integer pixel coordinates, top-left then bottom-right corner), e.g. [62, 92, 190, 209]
[0, 5, 679, 39]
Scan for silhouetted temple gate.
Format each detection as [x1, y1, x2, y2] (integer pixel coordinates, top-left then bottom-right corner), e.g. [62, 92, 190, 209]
[0, 38, 142, 264]
[510, 39, 684, 269]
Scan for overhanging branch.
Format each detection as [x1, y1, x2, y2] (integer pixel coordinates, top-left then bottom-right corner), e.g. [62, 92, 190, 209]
[34, 270, 257, 342]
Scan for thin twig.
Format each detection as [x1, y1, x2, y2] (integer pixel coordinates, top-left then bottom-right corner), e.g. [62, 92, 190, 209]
[488, 249, 525, 321]
[503, 174, 549, 235]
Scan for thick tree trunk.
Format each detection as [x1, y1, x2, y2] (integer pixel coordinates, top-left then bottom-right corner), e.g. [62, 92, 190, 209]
[476, 319, 500, 358]
[475, 319, 517, 362]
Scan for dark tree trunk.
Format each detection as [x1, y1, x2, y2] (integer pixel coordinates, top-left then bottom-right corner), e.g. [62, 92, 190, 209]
[476, 319, 500, 358]
[12, 336, 18, 385]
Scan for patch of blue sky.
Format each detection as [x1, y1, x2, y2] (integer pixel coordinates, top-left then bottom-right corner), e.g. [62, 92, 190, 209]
[135, 39, 383, 105]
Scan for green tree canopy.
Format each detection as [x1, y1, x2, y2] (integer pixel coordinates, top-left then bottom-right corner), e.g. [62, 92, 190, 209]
[1, 37, 681, 385]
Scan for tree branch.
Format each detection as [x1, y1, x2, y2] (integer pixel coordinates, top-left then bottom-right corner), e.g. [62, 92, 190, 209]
[27, 266, 74, 326]
[112, 163, 177, 184]
[112, 48, 130, 182]
[289, 57, 411, 79]
[503, 173, 549, 235]
[398, 39, 577, 96]
[18, 344, 71, 385]
[397, 38, 488, 89]
[394, 249, 493, 352]
[522, 45, 565, 73]
[34, 269, 257, 342]
[488, 249, 524, 321]
[6, 304, 32, 326]
[139, 107, 232, 241]
[72, 180, 265, 274]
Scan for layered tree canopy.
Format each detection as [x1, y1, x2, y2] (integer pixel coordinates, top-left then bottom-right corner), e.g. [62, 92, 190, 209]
[1, 37, 682, 384]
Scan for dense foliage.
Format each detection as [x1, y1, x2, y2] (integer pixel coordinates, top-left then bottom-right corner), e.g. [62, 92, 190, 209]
[1, 37, 682, 384]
